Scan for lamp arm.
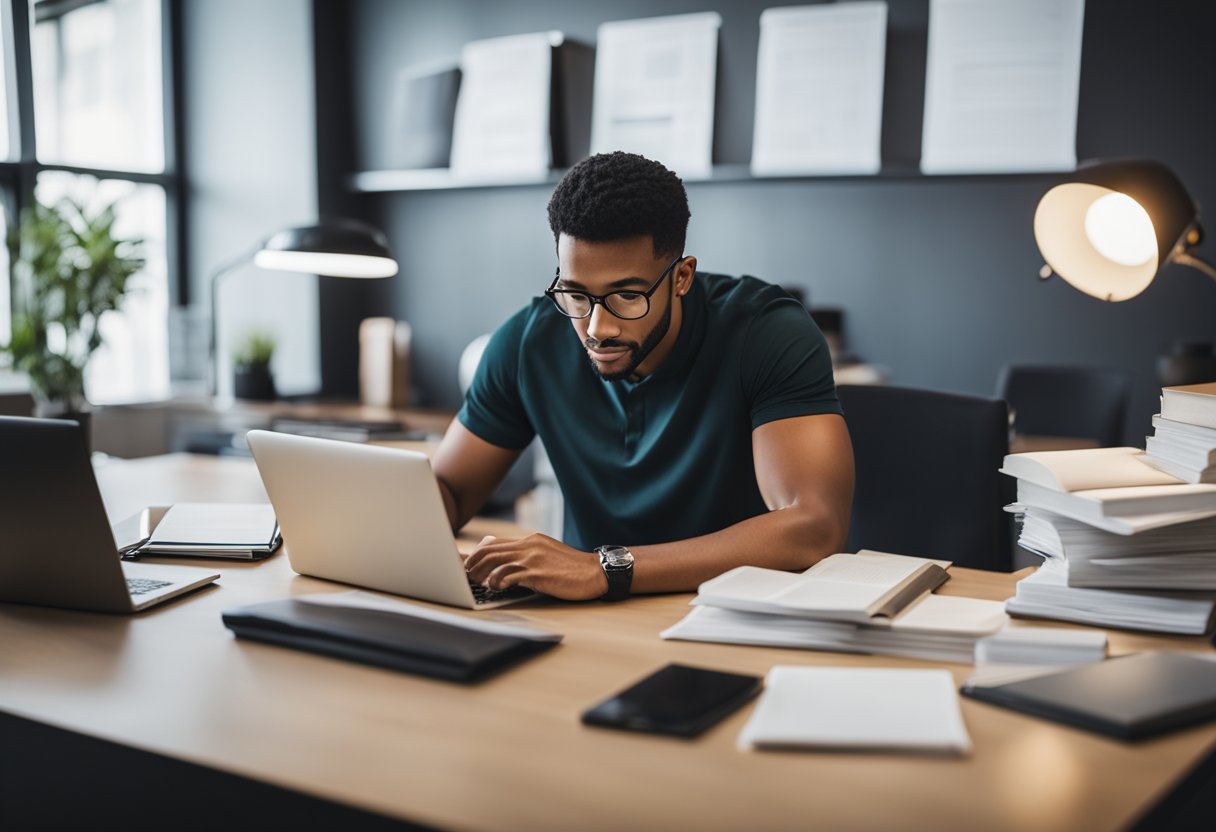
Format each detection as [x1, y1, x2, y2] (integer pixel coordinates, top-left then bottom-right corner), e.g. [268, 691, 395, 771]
[208, 242, 264, 395]
[1173, 252, 1216, 284]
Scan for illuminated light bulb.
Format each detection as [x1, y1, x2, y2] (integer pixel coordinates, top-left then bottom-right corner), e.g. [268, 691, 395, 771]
[1084, 192, 1157, 266]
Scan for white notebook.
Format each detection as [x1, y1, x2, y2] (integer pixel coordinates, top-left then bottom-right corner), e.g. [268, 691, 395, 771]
[738, 666, 972, 755]
[142, 502, 280, 558]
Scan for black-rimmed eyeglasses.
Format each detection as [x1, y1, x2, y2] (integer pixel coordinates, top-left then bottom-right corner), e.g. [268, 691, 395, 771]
[545, 255, 684, 320]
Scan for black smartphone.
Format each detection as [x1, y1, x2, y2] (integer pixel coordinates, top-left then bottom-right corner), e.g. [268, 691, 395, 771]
[581, 663, 762, 738]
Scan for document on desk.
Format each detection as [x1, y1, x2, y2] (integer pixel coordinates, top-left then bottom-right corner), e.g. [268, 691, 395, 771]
[739, 666, 972, 754]
[140, 502, 280, 559]
[751, 2, 887, 176]
[920, 0, 1085, 174]
[450, 31, 561, 182]
[590, 12, 720, 178]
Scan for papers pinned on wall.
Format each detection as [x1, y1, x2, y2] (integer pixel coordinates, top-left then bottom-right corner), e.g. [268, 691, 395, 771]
[450, 31, 563, 182]
[591, 12, 721, 179]
[920, 0, 1086, 174]
[751, 2, 888, 177]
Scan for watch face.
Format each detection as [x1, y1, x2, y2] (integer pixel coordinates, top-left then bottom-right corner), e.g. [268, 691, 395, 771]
[600, 546, 634, 568]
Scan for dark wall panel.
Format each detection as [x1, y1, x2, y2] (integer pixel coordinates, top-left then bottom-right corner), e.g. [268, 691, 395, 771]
[343, 0, 1216, 443]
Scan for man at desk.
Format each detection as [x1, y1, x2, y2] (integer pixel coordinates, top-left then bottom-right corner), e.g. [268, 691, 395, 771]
[436, 151, 854, 601]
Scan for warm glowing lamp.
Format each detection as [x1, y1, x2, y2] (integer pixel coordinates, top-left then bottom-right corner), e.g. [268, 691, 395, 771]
[1033, 159, 1215, 301]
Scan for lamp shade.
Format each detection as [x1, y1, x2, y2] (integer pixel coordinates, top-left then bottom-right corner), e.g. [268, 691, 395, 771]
[1033, 159, 1199, 301]
[253, 218, 398, 278]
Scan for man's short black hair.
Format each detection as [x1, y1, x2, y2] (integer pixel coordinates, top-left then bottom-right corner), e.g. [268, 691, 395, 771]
[547, 151, 690, 258]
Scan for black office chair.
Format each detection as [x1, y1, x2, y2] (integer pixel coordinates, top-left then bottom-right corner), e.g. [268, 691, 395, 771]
[838, 384, 1012, 572]
[997, 365, 1130, 447]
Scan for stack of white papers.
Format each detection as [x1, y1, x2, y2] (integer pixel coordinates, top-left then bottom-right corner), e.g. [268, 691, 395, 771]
[1006, 559, 1216, 635]
[738, 666, 971, 755]
[1019, 509, 1216, 584]
[664, 595, 1006, 665]
[974, 626, 1107, 666]
[1004, 446, 1216, 632]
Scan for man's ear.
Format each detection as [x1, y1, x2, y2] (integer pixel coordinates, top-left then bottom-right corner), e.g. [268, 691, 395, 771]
[677, 256, 697, 296]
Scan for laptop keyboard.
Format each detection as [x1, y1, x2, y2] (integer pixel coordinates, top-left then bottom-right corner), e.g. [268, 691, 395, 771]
[469, 580, 534, 605]
[126, 577, 174, 596]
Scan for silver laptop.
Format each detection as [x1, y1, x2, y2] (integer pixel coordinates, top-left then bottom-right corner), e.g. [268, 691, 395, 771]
[0, 416, 220, 613]
[246, 430, 537, 610]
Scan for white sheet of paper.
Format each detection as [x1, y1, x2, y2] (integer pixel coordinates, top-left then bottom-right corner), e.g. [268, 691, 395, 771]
[450, 31, 560, 182]
[739, 666, 972, 754]
[751, 2, 888, 176]
[920, 0, 1085, 174]
[591, 12, 721, 178]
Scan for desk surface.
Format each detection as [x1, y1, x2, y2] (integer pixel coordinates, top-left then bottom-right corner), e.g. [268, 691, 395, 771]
[3, 454, 1215, 832]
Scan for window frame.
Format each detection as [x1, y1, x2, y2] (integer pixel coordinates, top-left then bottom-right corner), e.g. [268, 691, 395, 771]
[0, 0, 187, 310]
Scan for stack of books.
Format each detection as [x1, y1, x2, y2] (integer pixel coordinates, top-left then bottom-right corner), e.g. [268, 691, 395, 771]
[1143, 382, 1216, 483]
[1001, 442, 1216, 634]
[661, 550, 1008, 664]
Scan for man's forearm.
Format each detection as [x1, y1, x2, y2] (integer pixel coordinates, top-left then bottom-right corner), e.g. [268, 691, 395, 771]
[434, 476, 467, 532]
[627, 504, 847, 594]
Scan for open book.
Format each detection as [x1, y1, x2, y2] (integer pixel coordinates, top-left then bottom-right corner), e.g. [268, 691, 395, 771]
[1003, 447, 1216, 520]
[693, 550, 950, 623]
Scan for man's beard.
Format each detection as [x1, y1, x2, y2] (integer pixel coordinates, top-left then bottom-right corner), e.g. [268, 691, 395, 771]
[584, 294, 673, 382]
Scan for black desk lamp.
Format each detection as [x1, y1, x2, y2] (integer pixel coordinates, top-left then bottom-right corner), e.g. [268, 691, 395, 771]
[1033, 159, 1215, 302]
[209, 218, 397, 394]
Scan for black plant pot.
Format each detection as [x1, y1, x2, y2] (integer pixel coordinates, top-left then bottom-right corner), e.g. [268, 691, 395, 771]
[233, 364, 276, 400]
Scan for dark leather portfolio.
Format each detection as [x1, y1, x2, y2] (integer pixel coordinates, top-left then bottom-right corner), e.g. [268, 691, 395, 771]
[963, 651, 1216, 740]
[222, 598, 559, 683]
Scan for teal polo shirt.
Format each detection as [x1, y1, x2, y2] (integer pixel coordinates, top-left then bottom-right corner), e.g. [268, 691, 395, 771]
[457, 272, 841, 551]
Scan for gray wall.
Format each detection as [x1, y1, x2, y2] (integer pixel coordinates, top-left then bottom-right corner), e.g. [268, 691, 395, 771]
[182, 0, 319, 397]
[346, 0, 1216, 443]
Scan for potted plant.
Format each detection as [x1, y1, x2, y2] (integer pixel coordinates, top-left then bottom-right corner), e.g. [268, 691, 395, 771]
[232, 330, 277, 400]
[2, 197, 146, 427]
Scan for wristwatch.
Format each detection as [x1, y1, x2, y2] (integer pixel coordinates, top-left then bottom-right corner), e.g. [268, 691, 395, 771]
[595, 545, 635, 601]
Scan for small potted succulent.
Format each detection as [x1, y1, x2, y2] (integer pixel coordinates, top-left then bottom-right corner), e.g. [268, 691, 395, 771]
[2, 196, 146, 431]
[232, 330, 277, 400]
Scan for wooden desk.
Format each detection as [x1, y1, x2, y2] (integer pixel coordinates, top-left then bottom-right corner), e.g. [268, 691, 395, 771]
[2, 454, 1215, 831]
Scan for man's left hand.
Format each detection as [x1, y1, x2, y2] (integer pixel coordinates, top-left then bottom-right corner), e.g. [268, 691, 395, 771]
[463, 533, 609, 601]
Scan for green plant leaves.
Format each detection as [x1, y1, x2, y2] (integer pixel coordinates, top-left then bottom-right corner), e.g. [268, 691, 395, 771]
[2, 194, 146, 410]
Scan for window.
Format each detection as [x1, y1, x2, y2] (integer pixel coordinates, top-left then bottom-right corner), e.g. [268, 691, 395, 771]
[32, 0, 164, 172]
[0, 0, 180, 403]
